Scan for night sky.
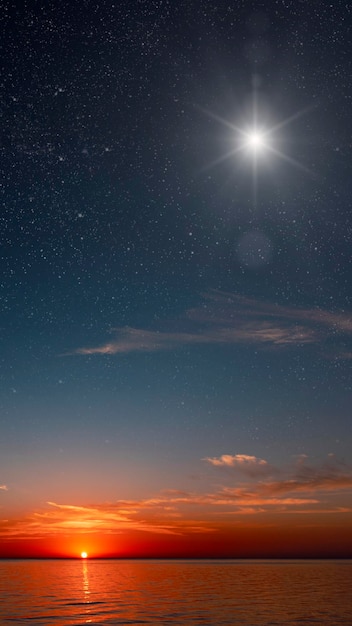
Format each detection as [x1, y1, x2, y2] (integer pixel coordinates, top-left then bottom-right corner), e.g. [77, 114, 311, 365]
[1, 0, 352, 558]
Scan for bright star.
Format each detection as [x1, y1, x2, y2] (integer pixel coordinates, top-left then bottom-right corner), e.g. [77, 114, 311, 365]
[244, 130, 268, 153]
[198, 95, 314, 208]
[200, 99, 313, 177]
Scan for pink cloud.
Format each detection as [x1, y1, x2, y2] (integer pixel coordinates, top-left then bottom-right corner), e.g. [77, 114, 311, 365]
[68, 291, 352, 356]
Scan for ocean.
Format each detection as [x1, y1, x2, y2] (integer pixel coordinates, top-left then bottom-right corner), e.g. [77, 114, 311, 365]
[1, 559, 351, 625]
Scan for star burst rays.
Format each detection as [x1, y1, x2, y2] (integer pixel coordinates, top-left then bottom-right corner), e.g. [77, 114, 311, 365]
[200, 98, 314, 202]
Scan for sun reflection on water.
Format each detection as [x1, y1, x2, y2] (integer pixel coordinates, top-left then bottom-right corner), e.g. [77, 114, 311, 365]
[82, 559, 92, 622]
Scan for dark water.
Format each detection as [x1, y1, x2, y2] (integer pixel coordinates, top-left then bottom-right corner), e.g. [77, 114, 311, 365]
[0, 559, 351, 625]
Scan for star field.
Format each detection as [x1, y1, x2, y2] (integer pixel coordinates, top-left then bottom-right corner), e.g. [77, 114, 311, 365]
[1, 0, 352, 557]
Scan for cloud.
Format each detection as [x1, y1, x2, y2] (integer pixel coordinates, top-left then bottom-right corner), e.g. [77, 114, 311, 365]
[69, 291, 352, 356]
[0, 485, 8, 491]
[202, 453, 352, 512]
[259, 467, 352, 495]
[204, 454, 271, 477]
[213, 454, 352, 504]
[1, 455, 352, 542]
[72, 327, 213, 355]
[0, 497, 217, 541]
[194, 291, 352, 333]
[204, 453, 267, 467]
[72, 323, 315, 355]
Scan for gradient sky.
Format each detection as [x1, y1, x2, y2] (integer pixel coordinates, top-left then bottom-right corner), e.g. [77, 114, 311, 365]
[1, 0, 352, 558]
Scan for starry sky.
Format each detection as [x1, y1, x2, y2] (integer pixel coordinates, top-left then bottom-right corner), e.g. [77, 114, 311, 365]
[1, 0, 352, 558]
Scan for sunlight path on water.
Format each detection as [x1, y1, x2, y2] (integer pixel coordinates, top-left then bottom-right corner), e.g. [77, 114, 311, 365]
[0, 560, 351, 625]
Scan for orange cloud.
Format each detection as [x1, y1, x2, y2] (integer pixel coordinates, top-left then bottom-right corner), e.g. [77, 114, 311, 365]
[0, 454, 352, 540]
[204, 454, 270, 476]
[0, 497, 216, 542]
[1, 455, 352, 549]
[207, 453, 352, 497]
[259, 474, 352, 495]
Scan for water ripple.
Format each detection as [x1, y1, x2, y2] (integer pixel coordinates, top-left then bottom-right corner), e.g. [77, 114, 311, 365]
[1, 559, 351, 625]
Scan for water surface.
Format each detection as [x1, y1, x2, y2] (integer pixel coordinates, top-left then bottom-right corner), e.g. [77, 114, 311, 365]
[1, 559, 351, 624]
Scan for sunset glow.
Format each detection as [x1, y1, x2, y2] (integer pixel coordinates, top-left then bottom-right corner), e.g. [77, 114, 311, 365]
[1, 449, 352, 558]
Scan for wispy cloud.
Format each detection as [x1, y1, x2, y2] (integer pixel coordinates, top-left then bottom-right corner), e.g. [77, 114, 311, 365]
[0, 498, 214, 540]
[0, 485, 8, 491]
[69, 291, 352, 356]
[1, 456, 352, 542]
[206, 453, 352, 506]
[258, 467, 352, 495]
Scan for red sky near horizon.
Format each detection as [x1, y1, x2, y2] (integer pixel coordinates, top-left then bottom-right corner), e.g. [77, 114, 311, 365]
[2, 452, 352, 559]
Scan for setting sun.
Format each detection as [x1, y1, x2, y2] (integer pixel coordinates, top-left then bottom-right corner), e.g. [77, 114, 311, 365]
[81, 552, 88, 559]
